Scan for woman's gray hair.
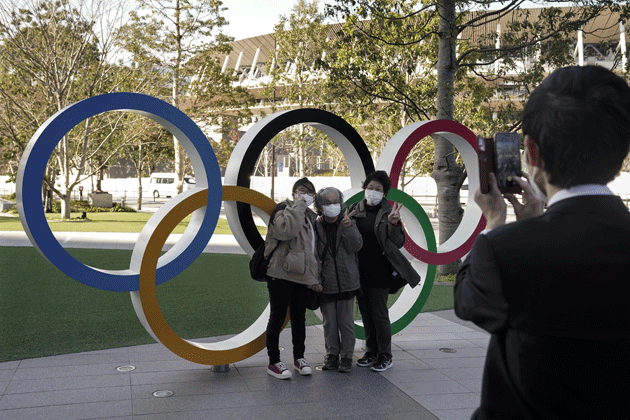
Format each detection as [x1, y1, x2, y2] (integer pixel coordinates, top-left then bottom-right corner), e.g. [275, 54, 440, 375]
[314, 187, 344, 214]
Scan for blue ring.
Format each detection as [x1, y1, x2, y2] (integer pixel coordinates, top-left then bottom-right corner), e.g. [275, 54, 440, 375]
[16, 93, 221, 292]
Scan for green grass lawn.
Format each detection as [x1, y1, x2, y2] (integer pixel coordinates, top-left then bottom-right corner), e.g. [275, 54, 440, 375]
[0, 246, 454, 362]
[0, 212, 267, 235]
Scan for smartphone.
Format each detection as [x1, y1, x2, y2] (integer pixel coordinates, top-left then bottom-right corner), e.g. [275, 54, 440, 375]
[478, 132, 522, 194]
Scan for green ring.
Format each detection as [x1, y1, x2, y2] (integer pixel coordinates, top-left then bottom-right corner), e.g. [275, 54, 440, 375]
[345, 188, 437, 339]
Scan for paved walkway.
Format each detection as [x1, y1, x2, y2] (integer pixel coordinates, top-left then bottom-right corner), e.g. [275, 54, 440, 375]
[0, 231, 490, 420]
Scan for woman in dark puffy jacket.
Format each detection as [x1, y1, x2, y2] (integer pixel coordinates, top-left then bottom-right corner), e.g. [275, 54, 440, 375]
[313, 187, 362, 373]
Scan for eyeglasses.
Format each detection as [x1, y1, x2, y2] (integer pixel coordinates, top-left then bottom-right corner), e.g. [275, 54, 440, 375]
[295, 188, 314, 196]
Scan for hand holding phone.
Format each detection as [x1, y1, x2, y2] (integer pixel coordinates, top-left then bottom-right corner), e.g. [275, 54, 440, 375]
[478, 132, 522, 194]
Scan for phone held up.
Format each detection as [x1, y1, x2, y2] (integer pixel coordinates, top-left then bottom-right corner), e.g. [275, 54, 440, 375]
[478, 132, 522, 194]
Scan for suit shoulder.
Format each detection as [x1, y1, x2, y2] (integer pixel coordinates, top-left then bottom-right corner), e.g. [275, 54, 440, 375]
[485, 217, 545, 240]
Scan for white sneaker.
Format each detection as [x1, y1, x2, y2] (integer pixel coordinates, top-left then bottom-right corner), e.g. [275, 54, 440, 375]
[267, 361, 292, 379]
[294, 358, 312, 375]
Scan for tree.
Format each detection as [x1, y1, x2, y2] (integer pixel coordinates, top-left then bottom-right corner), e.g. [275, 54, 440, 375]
[326, 0, 630, 274]
[117, 118, 173, 210]
[263, 0, 332, 178]
[0, 0, 145, 218]
[118, 0, 253, 194]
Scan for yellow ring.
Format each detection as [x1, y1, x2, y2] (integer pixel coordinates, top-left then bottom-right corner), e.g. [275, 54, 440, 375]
[137, 186, 288, 365]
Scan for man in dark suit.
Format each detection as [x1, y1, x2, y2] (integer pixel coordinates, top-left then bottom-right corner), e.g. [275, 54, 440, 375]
[455, 65, 630, 420]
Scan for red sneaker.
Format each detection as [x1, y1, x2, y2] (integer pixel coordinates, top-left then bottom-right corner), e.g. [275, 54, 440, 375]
[294, 358, 312, 375]
[267, 361, 292, 379]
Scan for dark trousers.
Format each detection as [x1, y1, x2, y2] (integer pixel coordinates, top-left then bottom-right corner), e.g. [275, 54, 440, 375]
[266, 278, 308, 364]
[357, 286, 391, 358]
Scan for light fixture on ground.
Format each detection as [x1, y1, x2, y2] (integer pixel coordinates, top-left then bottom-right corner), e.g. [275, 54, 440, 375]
[152, 390, 174, 398]
[115, 365, 135, 372]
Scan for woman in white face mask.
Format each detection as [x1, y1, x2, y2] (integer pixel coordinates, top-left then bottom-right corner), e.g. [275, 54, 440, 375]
[345, 170, 420, 373]
[313, 187, 362, 373]
[263, 177, 322, 380]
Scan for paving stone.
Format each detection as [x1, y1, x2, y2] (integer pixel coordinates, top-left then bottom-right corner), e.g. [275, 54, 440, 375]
[0, 308, 497, 420]
[11, 364, 124, 381]
[422, 357, 486, 369]
[0, 371, 14, 382]
[408, 347, 488, 359]
[439, 367, 484, 381]
[393, 358, 434, 370]
[393, 332, 463, 342]
[0, 400, 132, 420]
[18, 353, 131, 369]
[431, 407, 478, 420]
[0, 386, 130, 410]
[338, 412, 440, 420]
[396, 340, 479, 351]
[380, 369, 451, 383]
[467, 338, 491, 348]
[396, 380, 472, 396]
[454, 378, 483, 393]
[131, 391, 259, 415]
[127, 350, 183, 363]
[4, 374, 130, 394]
[130, 369, 238, 386]
[413, 392, 481, 410]
[0, 362, 19, 371]
[452, 331, 491, 340]
[131, 378, 249, 400]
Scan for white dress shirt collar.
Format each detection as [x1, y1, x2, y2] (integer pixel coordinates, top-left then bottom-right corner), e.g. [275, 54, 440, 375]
[546, 184, 613, 208]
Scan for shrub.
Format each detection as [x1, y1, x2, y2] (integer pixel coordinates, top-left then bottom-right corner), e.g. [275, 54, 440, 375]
[111, 203, 136, 212]
[40, 199, 136, 214]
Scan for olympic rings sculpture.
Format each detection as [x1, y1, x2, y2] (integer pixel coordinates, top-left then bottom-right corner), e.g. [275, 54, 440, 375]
[17, 93, 485, 365]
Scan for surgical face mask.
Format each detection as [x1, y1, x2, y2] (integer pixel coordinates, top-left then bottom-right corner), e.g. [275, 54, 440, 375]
[323, 203, 341, 218]
[364, 189, 384, 206]
[301, 193, 314, 207]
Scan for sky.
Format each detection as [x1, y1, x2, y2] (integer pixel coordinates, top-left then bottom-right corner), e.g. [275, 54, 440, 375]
[221, 0, 322, 41]
[218, 1, 572, 41]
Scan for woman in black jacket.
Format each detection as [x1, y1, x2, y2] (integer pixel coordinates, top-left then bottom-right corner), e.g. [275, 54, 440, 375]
[347, 170, 420, 372]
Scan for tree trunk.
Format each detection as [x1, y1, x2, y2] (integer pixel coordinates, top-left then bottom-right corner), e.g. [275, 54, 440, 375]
[173, 0, 184, 195]
[299, 124, 305, 177]
[61, 190, 71, 219]
[137, 143, 143, 211]
[172, 73, 184, 194]
[432, 0, 464, 275]
[96, 157, 104, 192]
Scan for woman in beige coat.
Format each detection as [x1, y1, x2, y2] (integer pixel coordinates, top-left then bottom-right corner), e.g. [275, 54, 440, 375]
[264, 177, 322, 379]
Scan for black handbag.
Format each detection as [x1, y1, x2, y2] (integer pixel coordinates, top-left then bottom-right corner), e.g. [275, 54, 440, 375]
[249, 241, 271, 281]
[388, 269, 407, 294]
[384, 255, 407, 294]
[248, 203, 286, 282]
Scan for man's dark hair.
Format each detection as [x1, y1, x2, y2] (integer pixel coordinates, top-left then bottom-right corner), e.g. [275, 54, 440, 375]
[292, 177, 315, 194]
[362, 170, 392, 196]
[522, 65, 630, 188]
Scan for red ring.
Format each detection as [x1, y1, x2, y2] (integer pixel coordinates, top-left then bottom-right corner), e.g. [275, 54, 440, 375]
[389, 120, 486, 265]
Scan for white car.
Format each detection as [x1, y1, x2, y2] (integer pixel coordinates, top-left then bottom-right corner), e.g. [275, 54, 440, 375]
[149, 173, 195, 198]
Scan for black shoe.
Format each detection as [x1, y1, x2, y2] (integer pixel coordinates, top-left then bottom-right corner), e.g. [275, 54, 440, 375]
[370, 355, 393, 372]
[356, 352, 377, 367]
[322, 354, 339, 370]
[338, 357, 353, 373]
